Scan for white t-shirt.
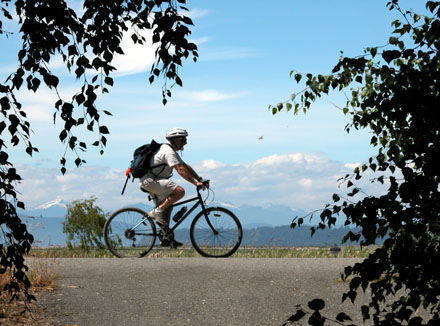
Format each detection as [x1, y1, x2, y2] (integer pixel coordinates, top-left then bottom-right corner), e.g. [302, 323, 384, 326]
[148, 143, 184, 178]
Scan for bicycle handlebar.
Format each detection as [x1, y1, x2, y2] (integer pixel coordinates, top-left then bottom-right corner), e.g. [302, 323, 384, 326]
[197, 179, 210, 190]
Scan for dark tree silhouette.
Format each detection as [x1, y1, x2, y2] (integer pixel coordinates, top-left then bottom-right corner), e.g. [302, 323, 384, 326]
[1, 0, 197, 301]
[272, 1, 440, 325]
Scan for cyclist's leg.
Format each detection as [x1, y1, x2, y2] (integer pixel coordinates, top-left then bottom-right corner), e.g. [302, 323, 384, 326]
[158, 186, 185, 212]
[156, 185, 185, 248]
[140, 177, 184, 225]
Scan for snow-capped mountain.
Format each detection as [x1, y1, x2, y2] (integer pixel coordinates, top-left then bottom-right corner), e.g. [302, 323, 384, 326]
[34, 198, 67, 210]
[18, 198, 69, 218]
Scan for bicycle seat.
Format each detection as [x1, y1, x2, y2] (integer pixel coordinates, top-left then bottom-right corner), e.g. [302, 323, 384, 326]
[140, 186, 155, 202]
[140, 186, 149, 193]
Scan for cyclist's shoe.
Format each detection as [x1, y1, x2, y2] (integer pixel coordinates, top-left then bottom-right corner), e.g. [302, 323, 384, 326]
[160, 239, 170, 247]
[170, 240, 183, 248]
[160, 239, 183, 248]
[148, 208, 168, 227]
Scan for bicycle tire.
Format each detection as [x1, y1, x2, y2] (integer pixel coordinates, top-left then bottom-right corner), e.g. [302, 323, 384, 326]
[190, 207, 242, 258]
[103, 207, 157, 258]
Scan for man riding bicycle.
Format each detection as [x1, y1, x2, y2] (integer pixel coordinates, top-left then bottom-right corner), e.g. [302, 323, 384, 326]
[140, 127, 205, 247]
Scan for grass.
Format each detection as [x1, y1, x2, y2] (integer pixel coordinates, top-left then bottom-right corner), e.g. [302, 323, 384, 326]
[26, 245, 376, 258]
[0, 257, 58, 326]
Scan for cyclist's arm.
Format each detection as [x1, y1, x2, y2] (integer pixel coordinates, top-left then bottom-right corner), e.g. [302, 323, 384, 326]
[174, 164, 205, 188]
[185, 163, 202, 181]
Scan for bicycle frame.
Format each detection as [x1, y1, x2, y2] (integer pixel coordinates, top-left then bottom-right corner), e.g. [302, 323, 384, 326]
[131, 187, 211, 234]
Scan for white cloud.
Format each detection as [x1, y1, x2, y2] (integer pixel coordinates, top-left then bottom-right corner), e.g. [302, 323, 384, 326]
[345, 162, 361, 170]
[298, 178, 313, 189]
[15, 87, 81, 123]
[201, 160, 225, 169]
[187, 8, 211, 19]
[14, 153, 390, 214]
[177, 89, 248, 102]
[190, 36, 211, 46]
[112, 30, 157, 76]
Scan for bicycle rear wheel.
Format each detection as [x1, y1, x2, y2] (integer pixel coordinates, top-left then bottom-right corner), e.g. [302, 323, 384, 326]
[190, 207, 242, 257]
[103, 207, 156, 258]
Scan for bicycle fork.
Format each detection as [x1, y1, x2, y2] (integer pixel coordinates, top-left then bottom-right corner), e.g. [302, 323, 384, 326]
[197, 194, 219, 235]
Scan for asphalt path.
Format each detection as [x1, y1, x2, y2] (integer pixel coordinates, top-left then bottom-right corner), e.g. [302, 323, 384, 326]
[35, 258, 373, 326]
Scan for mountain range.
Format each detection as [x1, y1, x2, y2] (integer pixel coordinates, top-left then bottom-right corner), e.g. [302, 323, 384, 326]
[18, 198, 311, 228]
[18, 198, 354, 247]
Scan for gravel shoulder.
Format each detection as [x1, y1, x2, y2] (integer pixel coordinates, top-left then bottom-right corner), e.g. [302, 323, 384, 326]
[35, 258, 370, 326]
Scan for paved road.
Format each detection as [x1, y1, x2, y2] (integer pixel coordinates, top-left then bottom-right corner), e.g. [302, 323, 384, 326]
[36, 258, 372, 326]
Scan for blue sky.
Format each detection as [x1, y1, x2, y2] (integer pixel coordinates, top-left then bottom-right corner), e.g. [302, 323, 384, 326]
[1, 1, 427, 214]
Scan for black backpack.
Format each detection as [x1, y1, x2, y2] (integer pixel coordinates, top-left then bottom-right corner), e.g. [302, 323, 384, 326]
[130, 140, 162, 178]
[121, 140, 166, 195]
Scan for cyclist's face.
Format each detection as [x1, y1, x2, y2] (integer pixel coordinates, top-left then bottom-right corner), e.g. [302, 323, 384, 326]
[174, 137, 187, 150]
[180, 137, 187, 149]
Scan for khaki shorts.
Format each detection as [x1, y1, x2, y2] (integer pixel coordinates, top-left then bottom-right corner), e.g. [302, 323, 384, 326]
[140, 176, 178, 205]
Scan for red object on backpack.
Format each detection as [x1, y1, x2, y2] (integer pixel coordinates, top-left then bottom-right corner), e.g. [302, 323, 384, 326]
[125, 168, 131, 176]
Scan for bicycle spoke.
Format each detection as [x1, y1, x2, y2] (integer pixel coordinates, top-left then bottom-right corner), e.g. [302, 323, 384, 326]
[190, 207, 242, 257]
[104, 208, 156, 257]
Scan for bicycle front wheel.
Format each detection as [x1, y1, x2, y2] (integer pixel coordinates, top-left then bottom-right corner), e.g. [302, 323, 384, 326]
[103, 207, 156, 258]
[190, 207, 242, 258]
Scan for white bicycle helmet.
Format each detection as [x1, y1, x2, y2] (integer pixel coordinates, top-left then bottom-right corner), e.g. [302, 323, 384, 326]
[165, 127, 188, 139]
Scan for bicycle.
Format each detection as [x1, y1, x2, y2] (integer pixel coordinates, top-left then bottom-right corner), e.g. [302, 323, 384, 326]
[103, 180, 243, 258]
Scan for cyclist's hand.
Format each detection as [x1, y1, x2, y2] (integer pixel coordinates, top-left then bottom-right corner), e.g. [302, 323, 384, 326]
[196, 181, 206, 191]
[196, 179, 210, 190]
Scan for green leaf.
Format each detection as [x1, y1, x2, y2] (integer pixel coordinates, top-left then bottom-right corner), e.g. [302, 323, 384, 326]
[175, 76, 183, 86]
[17, 201, 25, 210]
[0, 121, 6, 134]
[294, 73, 302, 83]
[104, 77, 113, 86]
[389, 36, 399, 45]
[75, 93, 85, 105]
[382, 50, 401, 63]
[99, 126, 109, 134]
[25, 146, 33, 156]
[59, 129, 68, 142]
